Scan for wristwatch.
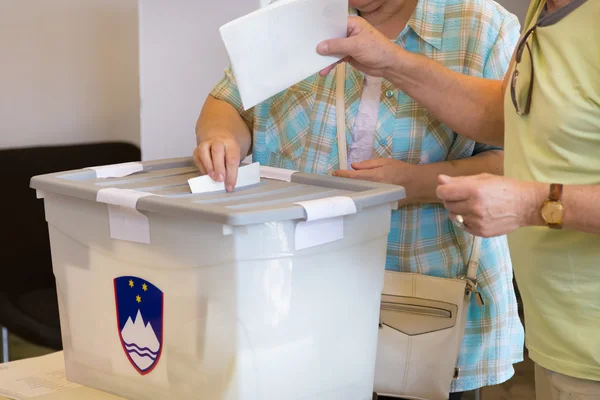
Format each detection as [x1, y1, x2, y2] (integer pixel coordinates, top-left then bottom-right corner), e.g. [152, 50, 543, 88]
[540, 183, 564, 229]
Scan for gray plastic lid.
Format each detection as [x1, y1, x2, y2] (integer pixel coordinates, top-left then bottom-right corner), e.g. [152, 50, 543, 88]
[30, 157, 406, 226]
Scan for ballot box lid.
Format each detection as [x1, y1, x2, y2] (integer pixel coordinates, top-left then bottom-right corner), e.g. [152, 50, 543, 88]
[30, 157, 406, 226]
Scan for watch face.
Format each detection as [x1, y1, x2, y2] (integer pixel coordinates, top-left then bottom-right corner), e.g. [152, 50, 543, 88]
[542, 202, 564, 224]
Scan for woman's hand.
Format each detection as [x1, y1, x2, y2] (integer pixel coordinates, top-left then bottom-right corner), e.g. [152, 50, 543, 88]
[317, 16, 402, 77]
[333, 159, 418, 203]
[193, 131, 242, 192]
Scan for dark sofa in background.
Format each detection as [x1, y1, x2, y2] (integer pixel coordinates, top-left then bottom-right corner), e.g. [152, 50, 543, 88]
[0, 142, 141, 359]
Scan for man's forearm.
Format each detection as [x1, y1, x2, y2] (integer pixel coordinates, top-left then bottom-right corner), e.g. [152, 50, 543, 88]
[408, 150, 504, 205]
[523, 182, 600, 234]
[196, 96, 252, 157]
[385, 50, 507, 147]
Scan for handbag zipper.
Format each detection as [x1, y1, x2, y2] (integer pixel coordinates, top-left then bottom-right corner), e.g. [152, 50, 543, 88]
[380, 302, 451, 319]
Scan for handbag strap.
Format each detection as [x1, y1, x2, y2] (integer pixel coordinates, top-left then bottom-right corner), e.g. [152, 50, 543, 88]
[336, 63, 348, 171]
[466, 236, 482, 281]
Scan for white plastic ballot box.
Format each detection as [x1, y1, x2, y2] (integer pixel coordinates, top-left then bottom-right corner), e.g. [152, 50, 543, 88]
[30, 158, 406, 400]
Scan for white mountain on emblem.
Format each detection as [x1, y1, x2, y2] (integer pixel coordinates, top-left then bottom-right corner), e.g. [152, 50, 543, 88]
[121, 310, 160, 371]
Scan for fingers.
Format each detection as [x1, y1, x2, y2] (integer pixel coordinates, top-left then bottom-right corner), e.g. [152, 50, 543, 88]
[193, 146, 206, 175]
[196, 142, 215, 179]
[319, 59, 345, 76]
[224, 144, 241, 192]
[196, 135, 241, 192]
[347, 16, 363, 35]
[317, 15, 364, 55]
[333, 169, 380, 182]
[442, 200, 473, 217]
[317, 36, 357, 58]
[351, 159, 388, 170]
[437, 174, 452, 185]
[211, 142, 226, 183]
[436, 175, 472, 202]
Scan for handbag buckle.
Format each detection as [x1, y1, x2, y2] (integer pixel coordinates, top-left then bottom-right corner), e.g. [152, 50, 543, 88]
[462, 277, 485, 307]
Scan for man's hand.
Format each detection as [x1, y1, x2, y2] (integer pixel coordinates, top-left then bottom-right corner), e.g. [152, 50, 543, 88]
[193, 132, 242, 192]
[436, 174, 545, 238]
[317, 16, 401, 77]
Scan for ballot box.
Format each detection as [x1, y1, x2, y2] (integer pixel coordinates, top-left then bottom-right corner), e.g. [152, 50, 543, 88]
[30, 158, 405, 400]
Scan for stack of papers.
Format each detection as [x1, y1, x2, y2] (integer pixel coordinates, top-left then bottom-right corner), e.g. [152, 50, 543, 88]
[219, 0, 348, 110]
[0, 352, 122, 400]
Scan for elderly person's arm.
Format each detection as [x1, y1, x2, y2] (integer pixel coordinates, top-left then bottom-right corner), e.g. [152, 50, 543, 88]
[318, 17, 515, 147]
[436, 175, 600, 236]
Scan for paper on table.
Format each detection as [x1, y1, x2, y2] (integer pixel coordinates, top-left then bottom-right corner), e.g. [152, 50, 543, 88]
[219, 0, 348, 110]
[0, 352, 79, 399]
[30, 387, 124, 400]
[188, 162, 261, 194]
[0, 352, 123, 400]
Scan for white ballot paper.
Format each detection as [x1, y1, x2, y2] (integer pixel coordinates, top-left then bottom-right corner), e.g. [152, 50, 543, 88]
[0, 352, 122, 400]
[219, 0, 348, 110]
[188, 162, 261, 194]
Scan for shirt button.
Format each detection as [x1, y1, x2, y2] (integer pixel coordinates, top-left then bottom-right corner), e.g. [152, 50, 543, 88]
[379, 138, 387, 146]
[385, 90, 395, 98]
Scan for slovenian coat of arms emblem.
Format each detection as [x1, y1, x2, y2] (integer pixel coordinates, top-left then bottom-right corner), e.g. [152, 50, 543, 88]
[114, 276, 164, 375]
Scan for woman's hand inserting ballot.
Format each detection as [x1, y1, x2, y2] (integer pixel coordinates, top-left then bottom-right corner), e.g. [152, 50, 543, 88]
[317, 16, 403, 78]
[194, 96, 253, 192]
[193, 132, 243, 192]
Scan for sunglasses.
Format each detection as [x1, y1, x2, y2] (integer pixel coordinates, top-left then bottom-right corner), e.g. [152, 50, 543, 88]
[510, 24, 537, 116]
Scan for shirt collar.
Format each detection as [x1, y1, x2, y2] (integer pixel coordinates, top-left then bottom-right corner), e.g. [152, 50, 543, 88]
[350, 0, 446, 50]
[406, 0, 446, 50]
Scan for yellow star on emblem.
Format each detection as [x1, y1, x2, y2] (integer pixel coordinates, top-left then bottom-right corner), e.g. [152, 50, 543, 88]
[136, 295, 142, 303]
[129, 279, 134, 288]
[142, 283, 148, 292]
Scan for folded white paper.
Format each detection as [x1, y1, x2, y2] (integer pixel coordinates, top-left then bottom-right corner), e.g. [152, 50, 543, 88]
[188, 162, 261, 194]
[90, 162, 143, 179]
[219, 0, 348, 110]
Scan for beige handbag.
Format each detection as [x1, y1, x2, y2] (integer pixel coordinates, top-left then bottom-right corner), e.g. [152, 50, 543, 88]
[335, 63, 484, 400]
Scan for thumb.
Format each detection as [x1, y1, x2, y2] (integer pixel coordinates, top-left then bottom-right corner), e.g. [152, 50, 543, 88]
[438, 174, 453, 185]
[317, 36, 358, 57]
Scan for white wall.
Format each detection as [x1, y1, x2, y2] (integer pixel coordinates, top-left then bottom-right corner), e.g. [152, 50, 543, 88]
[497, 0, 529, 25]
[0, 0, 140, 149]
[139, 0, 260, 161]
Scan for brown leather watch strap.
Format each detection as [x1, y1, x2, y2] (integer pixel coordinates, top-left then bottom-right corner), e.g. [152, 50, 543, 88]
[549, 183, 563, 202]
